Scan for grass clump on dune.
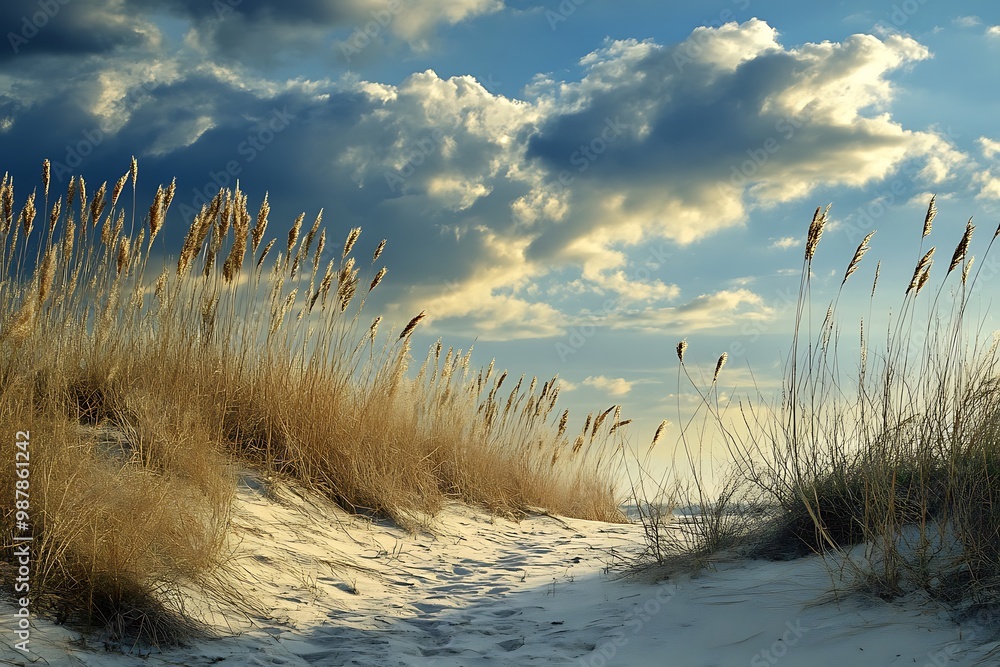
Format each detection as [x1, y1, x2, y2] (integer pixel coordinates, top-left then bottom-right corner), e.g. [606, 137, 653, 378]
[641, 199, 1000, 607]
[0, 159, 623, 645]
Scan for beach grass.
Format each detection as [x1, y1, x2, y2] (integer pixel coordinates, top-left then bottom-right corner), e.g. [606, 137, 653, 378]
[0, 160, 623, 644]
[637, 199, 1000, 607]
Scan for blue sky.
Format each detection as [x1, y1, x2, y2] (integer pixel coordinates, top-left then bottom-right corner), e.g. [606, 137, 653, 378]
[2, 0, 999, 476]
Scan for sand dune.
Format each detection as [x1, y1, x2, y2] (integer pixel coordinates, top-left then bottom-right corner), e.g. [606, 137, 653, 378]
[3, 472, 998, 666]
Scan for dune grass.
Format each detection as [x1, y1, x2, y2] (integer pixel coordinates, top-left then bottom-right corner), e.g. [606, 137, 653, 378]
[0, 159, 623, 645]
[637, 199, 1000, 606]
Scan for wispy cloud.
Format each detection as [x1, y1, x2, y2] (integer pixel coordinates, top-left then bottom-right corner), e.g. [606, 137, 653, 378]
[771, 237, 800, 250]
[953, 16, 982, 28]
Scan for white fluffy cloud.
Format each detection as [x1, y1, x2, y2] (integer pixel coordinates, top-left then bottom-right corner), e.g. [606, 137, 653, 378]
[583, 376, 634, 397]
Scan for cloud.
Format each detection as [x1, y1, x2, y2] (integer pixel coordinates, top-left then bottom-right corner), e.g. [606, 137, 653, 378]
[0, 0, 155, 62]
[0, 16, 972, 343]
[988, 26, 1000, 38]
[953, 16, 982, 28]
[609, 289, 776, 333]
[980, 137, 1000, 159]
[582, 375, 633, 396]
[523, 20, 949, 269]
[128, 0, 505, 63]
[771, 236, 800, 250]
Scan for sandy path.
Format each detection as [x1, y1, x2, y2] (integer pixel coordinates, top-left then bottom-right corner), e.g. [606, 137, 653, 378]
[3, 473, 999, 665]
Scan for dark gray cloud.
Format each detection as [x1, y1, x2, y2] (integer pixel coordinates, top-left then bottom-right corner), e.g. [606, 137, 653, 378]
[1, 0, 150, 61]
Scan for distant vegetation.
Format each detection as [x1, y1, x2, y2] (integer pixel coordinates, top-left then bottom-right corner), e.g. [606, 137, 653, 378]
[0, 159, 624, 644]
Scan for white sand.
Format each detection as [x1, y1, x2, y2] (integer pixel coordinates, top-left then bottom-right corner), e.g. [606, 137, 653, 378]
[3, 473, 999, 666]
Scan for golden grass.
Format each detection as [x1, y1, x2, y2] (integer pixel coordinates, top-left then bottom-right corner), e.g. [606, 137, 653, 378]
[0, 159, 624, 645]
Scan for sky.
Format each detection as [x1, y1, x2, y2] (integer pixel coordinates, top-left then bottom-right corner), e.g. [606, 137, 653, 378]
[2, 0, 999, 481]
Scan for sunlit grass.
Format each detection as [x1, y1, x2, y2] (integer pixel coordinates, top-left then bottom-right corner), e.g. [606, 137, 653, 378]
[0, 159, 623, 644]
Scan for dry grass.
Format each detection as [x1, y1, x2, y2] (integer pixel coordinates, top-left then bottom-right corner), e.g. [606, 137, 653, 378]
[0, 160, 623, 646]
[636, 198, 1000, 610]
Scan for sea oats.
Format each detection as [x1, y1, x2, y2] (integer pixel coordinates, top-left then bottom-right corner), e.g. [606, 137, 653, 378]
[373, 238, 386, 263]
[65, 175, 76, 210]
[859, 318, 867, 370]
[399, 310, 426, 339]
[204, 245, 217, 278]
[314, 229, 326, 267]
[19, 191, 36, 237]
[916, 266, 932, 295]
[286, 212, 304, 260]
[650, 420, 669, 450]
[154, 268, 168, 303]
[148, 185, 165, 243]
[164, 177, 176, 213]
[872, 261, 881, 298]
[843, 231, 875, 285]
[77, 177, 87, 225]
[676, 339, 687, 363]
[317, 259, 335, 304]
[129, 155, 138, 188]
[302, 210, 322, 260]
[906, 247, 935, 295]
[338, 272, 358, 311]
[41, 159, 50, 201]
[4, 300, 35, 344]
[256, 238, 276, 271]
[556, 409, 569, 439]
[592, 406, 615, 437]
[343, 226, 362, 258]
[38, 247, 56, 303]
[219, 189, 233, 239]
[112, 209, 125, 240]
[61, 214, 75, 260]
[48, 196, 61, 234]
[223, 196, 250, 283]
[369, 266, 387, 292]
[922, 195, 936, 238]
[368, 315, 381, 341]
[948, 218, 974, 275]
[251, 193, 269, 253]
[805, 204, 830, 261]
[116, 237, 131, 277]
[962, 256, 974, 285]
[713, 352, 728, 383]
[1, 173, 13, 234]
[112, 172, 128, 208]
[608, 419, 632, 435]
[130, 281, 144, 309]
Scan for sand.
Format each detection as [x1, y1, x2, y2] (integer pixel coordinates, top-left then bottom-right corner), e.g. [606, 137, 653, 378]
[2, 472, 999, 666]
